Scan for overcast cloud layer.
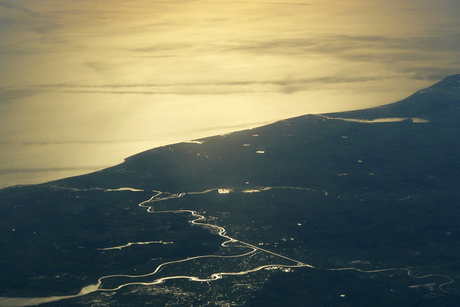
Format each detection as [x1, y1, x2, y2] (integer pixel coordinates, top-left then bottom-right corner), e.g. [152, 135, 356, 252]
[1, 0, 460, 187]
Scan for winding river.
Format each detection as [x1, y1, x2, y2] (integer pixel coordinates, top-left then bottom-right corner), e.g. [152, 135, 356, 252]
[0, 187, 455, 306]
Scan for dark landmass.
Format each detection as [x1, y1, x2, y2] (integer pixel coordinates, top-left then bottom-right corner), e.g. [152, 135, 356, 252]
[0, 75, 459, 306]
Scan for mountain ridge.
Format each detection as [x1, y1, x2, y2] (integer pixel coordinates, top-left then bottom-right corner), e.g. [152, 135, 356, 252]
[50, 74, 460, 194]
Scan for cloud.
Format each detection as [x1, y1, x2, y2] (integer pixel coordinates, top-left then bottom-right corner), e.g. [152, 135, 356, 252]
[227, 35, 460, 58]
[4, 74, 392, 98]
[263, 2, 314, 5]
[223, 34, 460, 81]
[0, 88, 43, 101]
[0, 1, 38, 17]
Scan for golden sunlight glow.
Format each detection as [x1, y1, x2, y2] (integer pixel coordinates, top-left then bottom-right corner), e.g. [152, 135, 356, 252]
[1, 0, 460, 187]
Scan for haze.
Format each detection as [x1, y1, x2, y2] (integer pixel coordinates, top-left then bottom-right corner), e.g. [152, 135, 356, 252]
[1, 0, 460, 188]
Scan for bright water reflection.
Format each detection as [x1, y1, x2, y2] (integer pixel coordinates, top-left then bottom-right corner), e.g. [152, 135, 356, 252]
[1, 0, 460, 187]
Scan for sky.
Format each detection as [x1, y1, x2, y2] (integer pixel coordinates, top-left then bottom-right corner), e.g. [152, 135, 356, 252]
[1, 0, 460, 188]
